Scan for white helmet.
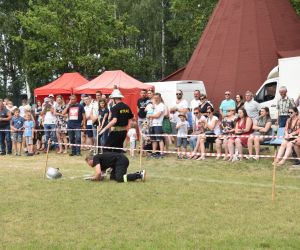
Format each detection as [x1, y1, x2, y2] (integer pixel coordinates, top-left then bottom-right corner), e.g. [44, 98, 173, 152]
[109, 88, 124, 99]
[46, 167, 62, 179]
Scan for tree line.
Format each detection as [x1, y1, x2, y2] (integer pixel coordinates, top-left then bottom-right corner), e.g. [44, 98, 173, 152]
[0, 0, 299, 104]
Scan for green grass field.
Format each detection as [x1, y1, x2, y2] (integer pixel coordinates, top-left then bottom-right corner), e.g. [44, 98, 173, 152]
[1, 153, 300, 249]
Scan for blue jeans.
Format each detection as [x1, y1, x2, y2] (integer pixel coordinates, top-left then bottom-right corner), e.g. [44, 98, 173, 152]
[189, 136, 198, 150]
[99, 130, 109, 146]
[68, 128, 81, 155]
[0, 125, 12, 154]
[278, 115, 289, 128]
[44, 124, 57, 149]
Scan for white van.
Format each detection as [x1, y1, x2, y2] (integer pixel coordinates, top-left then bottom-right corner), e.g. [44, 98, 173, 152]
[255, 56, 300, 120]
[146, 80, 206, 109]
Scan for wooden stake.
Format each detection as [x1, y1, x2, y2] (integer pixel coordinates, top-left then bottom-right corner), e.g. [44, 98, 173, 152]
[272, 163, 277, 201]
[43, 139, 51, 179]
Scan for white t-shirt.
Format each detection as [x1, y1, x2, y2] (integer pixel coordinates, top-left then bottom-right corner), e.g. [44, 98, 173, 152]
[127, 128, 137, 142]
[92, 100, 99, 117]
[171, 99, 189, 123]
[84, 103, 93, 126]
[44, 110, 56, 125]
[190, 99, 201, 120]
[19, 105, 26, 118]
[207, 116, 221, 135]
[177, 120, 189, 138]
[152, 103, 165, 126]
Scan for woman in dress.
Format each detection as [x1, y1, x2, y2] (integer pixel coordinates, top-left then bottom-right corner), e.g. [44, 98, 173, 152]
[55, 95, 68, 154]
[227, 108, 253, 161]
[247, 107, 272, 160]
[215, 108, 236, 160]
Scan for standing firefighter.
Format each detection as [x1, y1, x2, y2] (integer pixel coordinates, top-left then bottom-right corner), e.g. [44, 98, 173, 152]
[85, 152, 146, 182]
[99, 88, 133, 152]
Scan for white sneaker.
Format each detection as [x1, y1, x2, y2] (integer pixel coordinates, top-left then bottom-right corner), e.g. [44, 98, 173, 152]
[140, 170, 146, 182]
[232, 155, 240, 162]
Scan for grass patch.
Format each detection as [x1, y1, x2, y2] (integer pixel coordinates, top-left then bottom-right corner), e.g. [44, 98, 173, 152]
[1, 153, 300, 249]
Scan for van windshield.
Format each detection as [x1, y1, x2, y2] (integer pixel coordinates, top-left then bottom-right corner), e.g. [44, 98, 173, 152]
[255, 82, 277, 103]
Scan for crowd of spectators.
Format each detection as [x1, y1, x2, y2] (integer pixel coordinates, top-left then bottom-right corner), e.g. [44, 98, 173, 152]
[1, 85, 300, 166]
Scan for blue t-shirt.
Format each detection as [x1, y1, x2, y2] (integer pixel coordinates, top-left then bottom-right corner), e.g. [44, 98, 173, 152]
[219, 99, 236, 116]
[24, 120, 34, 137]
[12, 116, 25, 130]
[67, 104, 85, 128]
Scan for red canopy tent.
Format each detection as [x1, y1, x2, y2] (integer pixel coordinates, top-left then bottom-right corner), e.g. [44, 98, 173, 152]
[74, 70, 152, 116]
[34, 72, 88, 101]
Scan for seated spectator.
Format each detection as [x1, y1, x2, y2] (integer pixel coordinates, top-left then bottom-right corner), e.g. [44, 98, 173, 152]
[215, 108, 236, 160]
[192, 107, 221, 160]
[189, 107, 206, 152]
[235, 94, 244, 113]
[273, 107, 300, 165]
[247, 107, 272, 160]
[228, 108, 253, 161]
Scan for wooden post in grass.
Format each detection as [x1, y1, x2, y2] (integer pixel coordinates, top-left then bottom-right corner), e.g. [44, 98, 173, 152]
[272, 163, 277, 201]
[43, 139, 51, 179]
[139, 135, 143, 171]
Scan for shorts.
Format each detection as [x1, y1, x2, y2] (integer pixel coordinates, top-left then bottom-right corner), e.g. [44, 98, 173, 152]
[12, 132, 23, 143]
[130, 141, 136, 149]
[150, 126, 164, 141]
[177, 137, 188, 148]
[171, 122, 177, 135]
[86, 125, 93, 138]
[25, 136, 33, 145]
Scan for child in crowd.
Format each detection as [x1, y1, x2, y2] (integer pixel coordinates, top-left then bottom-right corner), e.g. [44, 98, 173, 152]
[141, 121, 152, 156]
[127, 121, 137, 157]
[176, 113, 189, 159]
[10, 108, 25, 156]
[24, 113, 35, 156]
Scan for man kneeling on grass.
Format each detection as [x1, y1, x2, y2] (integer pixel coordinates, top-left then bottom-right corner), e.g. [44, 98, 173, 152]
[85, 152, 146, 182]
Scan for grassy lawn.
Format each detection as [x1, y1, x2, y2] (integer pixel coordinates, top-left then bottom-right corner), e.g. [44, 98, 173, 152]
[1, 152, 300, 249]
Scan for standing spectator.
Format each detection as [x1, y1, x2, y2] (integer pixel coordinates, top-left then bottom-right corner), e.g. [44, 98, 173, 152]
[244, 91, 260, 121]
[0, 100, 12, 155]
[19, 98, 29, 118]
[127, 120, 137, 157]
[170, 90, 189, 138]
[273, 107, 300, 165]
[99, 88, 133, 152]
[190, 90, 201, 120]
[219, 91, 236, 118]
[235, 94, 244, 113]
[84, 96, 94, 147]
[247, 107, 272, 160]
[228, 108, 253, 161]
[55, 95, 68, 154]
[11, 108, 25, 156]
[24, 113, 34, 156]
[199, 94, 213, 116]
[176, 113, 189, 159]
[277, 86, 295, 127]
[6, 100, 17, 114]
[215, 108, 236, 160]
[147, 93, 165, 158]
[137, 89, 149, 132]
[48, 94, 57, 108]
[91, 91, 103, 142]
[63, 95, 86, 156]
[41, 97, 57, 151]
[97, 98, 109, 146]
